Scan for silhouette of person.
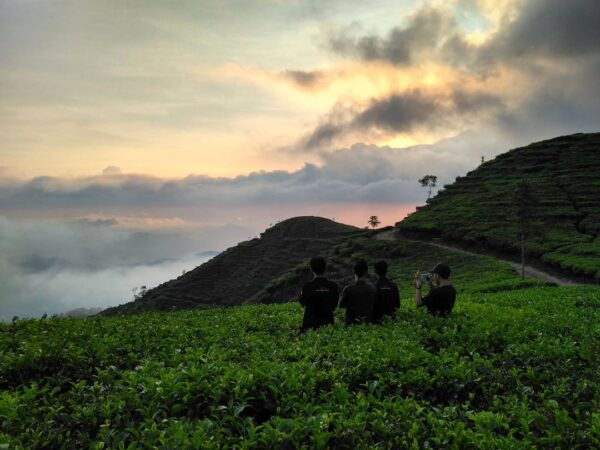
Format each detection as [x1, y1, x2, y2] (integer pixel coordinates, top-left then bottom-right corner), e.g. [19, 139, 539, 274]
[372, 260, 400, 323]
[339, 259, 377, 325]
[298, 257, 339, 332]
[415, 263, 456, 316]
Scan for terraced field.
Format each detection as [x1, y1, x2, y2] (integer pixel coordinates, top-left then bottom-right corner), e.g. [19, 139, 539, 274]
[396, 133, 600, 281]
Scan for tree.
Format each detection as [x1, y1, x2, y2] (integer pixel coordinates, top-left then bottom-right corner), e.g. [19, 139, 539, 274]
[418, 175, 438, 201]
[512, 180, 537, 279]
[368, 216, 381, 229]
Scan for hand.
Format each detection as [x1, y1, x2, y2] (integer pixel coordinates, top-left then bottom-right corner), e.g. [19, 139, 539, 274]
[414, 271, 421, 287]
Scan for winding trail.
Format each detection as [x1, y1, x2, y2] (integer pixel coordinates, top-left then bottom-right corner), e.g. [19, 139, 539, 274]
[375, 230, 579, 287]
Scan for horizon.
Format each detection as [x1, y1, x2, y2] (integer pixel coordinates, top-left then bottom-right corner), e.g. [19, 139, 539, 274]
[2, 0, 599, 318]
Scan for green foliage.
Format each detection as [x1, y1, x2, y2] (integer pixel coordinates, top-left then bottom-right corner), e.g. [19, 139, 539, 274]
[397, 133, 600, 280]
[2, 276, 599, 447]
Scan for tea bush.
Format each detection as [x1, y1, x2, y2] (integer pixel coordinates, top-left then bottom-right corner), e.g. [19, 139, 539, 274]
[1, 281, 599, 448]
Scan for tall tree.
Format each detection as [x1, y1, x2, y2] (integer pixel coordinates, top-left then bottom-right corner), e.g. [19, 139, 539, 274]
[368, 216, 381, 229]
[418, 175, 438, 201]
[512, 180, 537, 279]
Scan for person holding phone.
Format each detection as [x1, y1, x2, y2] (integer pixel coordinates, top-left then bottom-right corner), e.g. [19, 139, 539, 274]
[414, 263, 456, 316]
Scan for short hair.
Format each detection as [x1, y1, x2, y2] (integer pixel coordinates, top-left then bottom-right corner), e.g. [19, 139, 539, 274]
[353, 259, 368, 278]
[374, 260, 388, 277]
[310, 256, 327, 274]
[433, 263, 451, 279]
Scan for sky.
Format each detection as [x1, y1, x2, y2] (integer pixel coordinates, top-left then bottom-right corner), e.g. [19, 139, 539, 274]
[1, 0, 599, 318]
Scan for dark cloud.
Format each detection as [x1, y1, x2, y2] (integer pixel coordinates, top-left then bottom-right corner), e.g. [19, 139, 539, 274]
[280, 69, 325, 88]
[482, 0, 600, 63]
[303, 122, 345, 149]
[352, 91, 440, 132]
[326, 6, 457, 65]
[299, 88, 503, 150]
[324, 1, 600, 73]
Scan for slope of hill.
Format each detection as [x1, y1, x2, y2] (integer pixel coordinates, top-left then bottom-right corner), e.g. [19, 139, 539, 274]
[3, 246, 599, 447]
[396, 133, 600, 281]
[101, 217, 361, 315]
[253, 232, 550, 305]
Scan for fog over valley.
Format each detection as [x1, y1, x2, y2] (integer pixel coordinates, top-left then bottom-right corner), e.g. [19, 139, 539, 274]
[0, 216, 253, 320]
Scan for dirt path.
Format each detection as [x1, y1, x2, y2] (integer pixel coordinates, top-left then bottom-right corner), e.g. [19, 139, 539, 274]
[375, 230, 578, 286]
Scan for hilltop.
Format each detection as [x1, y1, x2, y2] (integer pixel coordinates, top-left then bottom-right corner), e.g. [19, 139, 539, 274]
[101, 217, 361, 315]
[397, 133, 600, 281]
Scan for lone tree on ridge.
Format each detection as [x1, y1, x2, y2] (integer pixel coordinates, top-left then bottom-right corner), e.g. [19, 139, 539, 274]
[368, 216, 381, 229]
[419, 175, 438, 201]
[512, 179, 537, 279]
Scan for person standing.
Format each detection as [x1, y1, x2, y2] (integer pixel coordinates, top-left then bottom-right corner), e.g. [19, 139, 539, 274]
[373, 260, 400, 323]
[339, 259, 377, 325]
[298, 257, 339, 331]
[415, 263, 456, 316]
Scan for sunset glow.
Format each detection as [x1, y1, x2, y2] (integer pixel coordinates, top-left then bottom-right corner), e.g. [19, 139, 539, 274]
[2, 0, 599, 317]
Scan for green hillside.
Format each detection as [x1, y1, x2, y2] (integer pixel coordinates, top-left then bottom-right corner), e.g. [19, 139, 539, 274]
[396, 133, 600, 281]
[102, 217, 360, 315]
[3, 239, 599, 448]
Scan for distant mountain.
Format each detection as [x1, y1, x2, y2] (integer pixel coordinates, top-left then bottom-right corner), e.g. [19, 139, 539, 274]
[101, 217, 361, 315]
[396, 133, 600, 281]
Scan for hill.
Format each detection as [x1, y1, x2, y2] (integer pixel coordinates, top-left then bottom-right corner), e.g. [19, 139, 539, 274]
[2, 239, 599, 447]
[101, 217, 361, 315]
[396, 133, 600, 281]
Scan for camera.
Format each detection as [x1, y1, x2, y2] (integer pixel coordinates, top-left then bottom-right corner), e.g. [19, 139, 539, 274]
[419, 273, 432, 283]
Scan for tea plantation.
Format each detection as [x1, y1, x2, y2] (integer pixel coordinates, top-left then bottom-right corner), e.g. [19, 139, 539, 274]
[396, 133, 600, 281]
[2, 239, 599, 448]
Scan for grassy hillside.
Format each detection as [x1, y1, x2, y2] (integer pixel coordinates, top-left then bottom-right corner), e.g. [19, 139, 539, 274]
[102, 217, 360, 315]
[4, 241, 599, 448]
[252, 231, 549, 305]
[396, 133, 600, 281]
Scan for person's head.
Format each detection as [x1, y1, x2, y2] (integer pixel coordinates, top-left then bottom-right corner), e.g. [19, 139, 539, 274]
[432, 263, 451, 285]
[353, 259, 368, 279]
[310, 256, 327, 276]
[374, 260, 388, 278]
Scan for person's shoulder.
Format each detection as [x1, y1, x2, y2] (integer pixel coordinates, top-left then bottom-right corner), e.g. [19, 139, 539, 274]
[342, 281, 358, 293]
[377, 277, 397, 287]
[302, 279, 317, 289]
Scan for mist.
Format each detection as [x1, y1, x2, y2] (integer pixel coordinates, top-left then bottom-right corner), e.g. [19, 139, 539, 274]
[0, 216, 254, 321]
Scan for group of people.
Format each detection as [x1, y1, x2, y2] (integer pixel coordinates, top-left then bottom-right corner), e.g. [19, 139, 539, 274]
[298, 257, 456, 332]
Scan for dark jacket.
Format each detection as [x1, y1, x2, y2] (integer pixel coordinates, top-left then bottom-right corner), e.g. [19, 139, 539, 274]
[339, 278, 377, 325]
[373, 277, 400, 323]
[419, 285, 456, 316]
[298, 277, 339, 331]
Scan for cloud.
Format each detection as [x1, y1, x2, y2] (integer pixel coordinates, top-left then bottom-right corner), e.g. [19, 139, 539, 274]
[299, 88, 503, 150]
[0, 137, 488, 213]
[280, 69, 326, 88]
[102, 166, 122, 176]
[326, 6, 458, 66]
[480, 0, 600, 64]
[0, 216, 254, 320]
